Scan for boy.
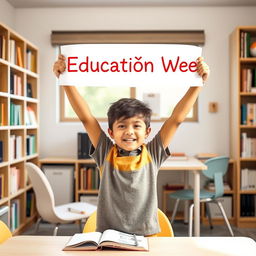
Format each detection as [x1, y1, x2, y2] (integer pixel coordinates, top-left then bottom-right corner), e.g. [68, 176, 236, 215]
[53, 54, 209, 236]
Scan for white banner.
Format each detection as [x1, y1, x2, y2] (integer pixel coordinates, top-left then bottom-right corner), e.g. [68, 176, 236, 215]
[58, 44, 203, 88]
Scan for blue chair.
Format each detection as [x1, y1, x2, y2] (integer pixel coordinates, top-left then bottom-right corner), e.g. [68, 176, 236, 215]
[169, 156, 234, 237]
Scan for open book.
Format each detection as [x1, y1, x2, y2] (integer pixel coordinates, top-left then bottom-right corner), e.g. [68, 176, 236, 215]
[63, 229, 149, 251]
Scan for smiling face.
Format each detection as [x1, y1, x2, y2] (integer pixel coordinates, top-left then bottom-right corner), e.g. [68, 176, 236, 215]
[108, 115, 151, 151]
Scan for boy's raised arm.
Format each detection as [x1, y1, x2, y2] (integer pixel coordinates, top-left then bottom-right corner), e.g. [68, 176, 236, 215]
[160, 57, 210, 149]
[53, 55, 101, 148]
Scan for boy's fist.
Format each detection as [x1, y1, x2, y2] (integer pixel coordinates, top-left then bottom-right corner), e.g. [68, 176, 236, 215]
[197, 57, 210, 82]
[53, 54, 66, 78]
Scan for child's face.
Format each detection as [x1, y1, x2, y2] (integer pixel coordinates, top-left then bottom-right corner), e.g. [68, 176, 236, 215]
[108, 115, 151, 151]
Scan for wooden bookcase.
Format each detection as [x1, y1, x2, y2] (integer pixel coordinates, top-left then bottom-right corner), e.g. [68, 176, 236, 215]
[230, 26, 256, 228]
[39, 158, 98, 203]
[0, 22, 39, 235]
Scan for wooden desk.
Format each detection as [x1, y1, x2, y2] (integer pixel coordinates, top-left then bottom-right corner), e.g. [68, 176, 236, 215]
[0, 236, 255, 256]
[40, 157, 206, 236]
[160, 157, 207, 236]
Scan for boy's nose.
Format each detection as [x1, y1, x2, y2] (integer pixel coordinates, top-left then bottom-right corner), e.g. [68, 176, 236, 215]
[125, 128, 134, 135]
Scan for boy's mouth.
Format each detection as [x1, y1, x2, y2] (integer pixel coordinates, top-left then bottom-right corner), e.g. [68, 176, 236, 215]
[123, 138, 136, 142]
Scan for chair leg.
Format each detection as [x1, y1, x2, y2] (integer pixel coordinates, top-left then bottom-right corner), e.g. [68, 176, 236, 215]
[171, 199, 180, 224]
[216, 201, 234, 237]
[189, 203, 194, 237]
[53, 223, 60, 236]
[34, 217, 42, 234]
[78, 220, 83, 233]
[205, 203, 213, 229]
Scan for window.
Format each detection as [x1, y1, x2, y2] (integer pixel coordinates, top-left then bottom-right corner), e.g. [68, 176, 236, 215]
[60, 87, 135, 121]
[52, 30, 204, 122]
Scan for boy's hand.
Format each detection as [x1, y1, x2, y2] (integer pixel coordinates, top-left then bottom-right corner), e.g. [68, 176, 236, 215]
[53, 54, 66, 78]
[197, 57, 210, 82]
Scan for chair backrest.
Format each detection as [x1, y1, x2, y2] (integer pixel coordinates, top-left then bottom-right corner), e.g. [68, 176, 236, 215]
[0, 220, 12, 244]
[83, 210, 97, 233]
[25, 162, 58, 223]
[203, 156, 229, 198]
[83, 209, 174, 237]
[157, 208, 174, 237]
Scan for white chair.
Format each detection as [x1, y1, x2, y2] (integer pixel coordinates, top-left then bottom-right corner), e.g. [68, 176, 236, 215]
[25, 162, 97, 236]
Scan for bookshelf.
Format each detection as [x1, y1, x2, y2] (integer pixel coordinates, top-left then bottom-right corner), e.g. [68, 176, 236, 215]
[39, 158, 99, 205]
[230, 26, 256, 228]
[0, 22, 39, 234]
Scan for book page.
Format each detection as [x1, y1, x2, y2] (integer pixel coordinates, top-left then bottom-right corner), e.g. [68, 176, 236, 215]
[65, 232, 102, 247]
[99, 229, 148, 249]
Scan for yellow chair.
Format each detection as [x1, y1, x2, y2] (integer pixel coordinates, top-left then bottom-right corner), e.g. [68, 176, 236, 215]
[0, 221, 12, 244]
[83, 209, 174, 237]
[83, 211, 97, 233]
[157, 209, 174, 237]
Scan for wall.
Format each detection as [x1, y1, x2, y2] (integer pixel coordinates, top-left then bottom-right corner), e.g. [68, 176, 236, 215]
[0, 0, 15, 28]
[13, 6, 256, 158]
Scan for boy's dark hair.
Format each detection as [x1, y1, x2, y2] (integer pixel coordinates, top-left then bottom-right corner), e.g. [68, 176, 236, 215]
[107, 98, 152, 130]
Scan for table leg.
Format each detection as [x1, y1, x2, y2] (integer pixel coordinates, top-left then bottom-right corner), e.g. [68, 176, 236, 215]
[184, 171, 189, 224]
[193, 170, 200, 236]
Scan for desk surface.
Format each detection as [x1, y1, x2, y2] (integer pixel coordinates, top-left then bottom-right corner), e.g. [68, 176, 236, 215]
[0, 236, 255, 256]
[160, 157, 207, 170]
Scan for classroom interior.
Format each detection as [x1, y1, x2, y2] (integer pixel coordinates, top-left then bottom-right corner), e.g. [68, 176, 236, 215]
[0, 0, 256, 242]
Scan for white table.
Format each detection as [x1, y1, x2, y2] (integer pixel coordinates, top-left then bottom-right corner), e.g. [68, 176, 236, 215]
[0, 236, 255, 256]
[160, 157, 207, 236]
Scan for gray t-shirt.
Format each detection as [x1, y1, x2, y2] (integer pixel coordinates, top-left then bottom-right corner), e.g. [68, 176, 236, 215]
[90, 130, 170, 236]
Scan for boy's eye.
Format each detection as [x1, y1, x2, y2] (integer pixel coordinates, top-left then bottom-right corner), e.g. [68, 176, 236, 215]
[117, 125, 125, 128]
[134, 125, 142, 128]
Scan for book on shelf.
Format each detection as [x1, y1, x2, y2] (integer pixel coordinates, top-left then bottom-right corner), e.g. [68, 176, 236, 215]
[9, 135, 22, 161]
[9, 40, 24, 67]
[63, 229, 149, 251]
[10, 166, 21, 195]
[80, 166, 99, 190]
[10, 71, 23, 96]
[240, 31, 252, 58]
[77, 132, 92, 159]
[26, 134, 36, 155]
[241, 103, 256, 125]
[26, 191, 35, 217]
[241, 168, 256, 190]
[16, 46, 23, 67]
[9, 39, 15, 64]
[240, 194, 256, 217]
[0, 102, 5, 126]
[26, 83, 33, 98]
[25, 106, 37, 126]
[241, 133, 256, 158]
[241, 68, 256, 92]
[26, 49, 36, 72]
[10, 102, 22, 126]
[10, 198, 20, 231]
